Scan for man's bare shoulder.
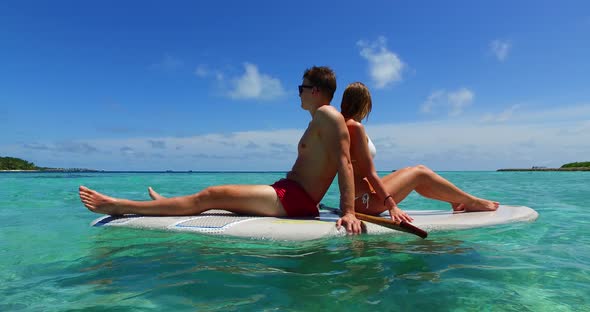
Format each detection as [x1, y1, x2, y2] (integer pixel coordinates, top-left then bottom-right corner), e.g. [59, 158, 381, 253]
[315, 105, 345, 124]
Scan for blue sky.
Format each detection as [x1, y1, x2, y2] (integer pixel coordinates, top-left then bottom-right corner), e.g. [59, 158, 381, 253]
[1, 0, 589, 171]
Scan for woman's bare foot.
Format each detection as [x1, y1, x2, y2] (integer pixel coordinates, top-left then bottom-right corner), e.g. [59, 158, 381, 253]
[148, 187, 165, 200]
[79, 186, 124, 215]
[451, 203, 466, 213]
[453, 198, 499, 212]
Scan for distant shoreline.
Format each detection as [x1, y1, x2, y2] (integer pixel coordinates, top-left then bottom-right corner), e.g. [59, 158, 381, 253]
[0, 169, 101, 173]
[497, 168, 590, 172]
[0, 170, 280, 173]
[2, 168, 589, 173]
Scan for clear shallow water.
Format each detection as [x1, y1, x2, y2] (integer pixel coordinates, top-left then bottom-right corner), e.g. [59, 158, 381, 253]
[1, 171, 588, 311]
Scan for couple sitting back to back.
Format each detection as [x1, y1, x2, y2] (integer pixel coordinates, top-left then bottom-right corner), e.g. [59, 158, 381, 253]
[79, 66, 498, 234]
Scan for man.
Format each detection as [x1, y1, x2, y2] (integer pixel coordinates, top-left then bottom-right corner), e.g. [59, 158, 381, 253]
[79, 66, 362, 233]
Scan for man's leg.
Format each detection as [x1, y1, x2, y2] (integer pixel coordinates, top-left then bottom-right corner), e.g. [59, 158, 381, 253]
[148, 187, 164, 200]
[79, 184, 287, 217]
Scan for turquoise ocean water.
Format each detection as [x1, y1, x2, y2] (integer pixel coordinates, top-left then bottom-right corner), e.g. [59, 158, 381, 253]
[1, 171, 588, 311]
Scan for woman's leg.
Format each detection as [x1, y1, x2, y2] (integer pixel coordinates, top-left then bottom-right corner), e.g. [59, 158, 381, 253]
[79, 184, 287, 217]
[364, 165, 498, 214]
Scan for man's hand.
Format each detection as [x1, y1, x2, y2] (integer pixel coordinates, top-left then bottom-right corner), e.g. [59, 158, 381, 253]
[336, 213, 363, 234]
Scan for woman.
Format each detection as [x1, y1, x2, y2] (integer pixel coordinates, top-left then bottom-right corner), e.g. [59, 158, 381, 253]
[340, 82, 498, 223]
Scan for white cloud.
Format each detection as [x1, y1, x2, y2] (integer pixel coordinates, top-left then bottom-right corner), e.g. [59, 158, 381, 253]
[6, 129, 303, 171]
[482, 103, 590, 124]
[448, 88, 474, 116]
[420, 90, 445, 114]
[149, 54, 184, 71]
[357, 36, 405, 89]
[194, 64, 208, 77]
[365, 108, 590, 170]
[227, 63, 285, 100]
[148, 140, 166, 149]
[194, 64, 224, 81]
[490, 39, 511, 61]
[481, 104, 521, 123]
[6, 104, 589, 171]
[421, 88, 474, 116]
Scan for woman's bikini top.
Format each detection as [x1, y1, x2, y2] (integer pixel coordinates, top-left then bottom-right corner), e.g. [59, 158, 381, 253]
[367, 136, 377, 159]
[353, 136, 377, 163]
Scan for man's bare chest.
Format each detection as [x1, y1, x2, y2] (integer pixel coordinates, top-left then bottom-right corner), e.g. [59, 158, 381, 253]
[298, 125, 322, 155]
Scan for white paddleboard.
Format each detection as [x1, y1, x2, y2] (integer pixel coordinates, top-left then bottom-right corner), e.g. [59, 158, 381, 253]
[91, 204, 538, 241]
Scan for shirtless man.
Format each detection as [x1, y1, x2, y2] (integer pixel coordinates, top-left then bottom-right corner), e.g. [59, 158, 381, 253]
[79, 66, 363, 234]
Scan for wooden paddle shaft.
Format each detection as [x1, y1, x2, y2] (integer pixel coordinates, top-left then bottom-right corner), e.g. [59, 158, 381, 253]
[355, 212, 428, 239]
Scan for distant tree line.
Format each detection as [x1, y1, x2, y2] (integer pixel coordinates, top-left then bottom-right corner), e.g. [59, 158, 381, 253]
[561, 162, 590, 168]
[0, 156, 39, 170]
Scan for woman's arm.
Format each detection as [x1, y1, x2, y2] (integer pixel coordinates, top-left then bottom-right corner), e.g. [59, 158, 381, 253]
[347, 121, 413, 223]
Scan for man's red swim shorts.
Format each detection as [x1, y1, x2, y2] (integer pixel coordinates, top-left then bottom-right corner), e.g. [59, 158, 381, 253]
[270, 179, 319, 217]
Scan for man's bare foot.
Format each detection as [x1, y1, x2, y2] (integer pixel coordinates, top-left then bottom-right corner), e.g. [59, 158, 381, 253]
[79, 186, 124, 215]
[453, 198, 499, 212]
[148, 187, 165, 200]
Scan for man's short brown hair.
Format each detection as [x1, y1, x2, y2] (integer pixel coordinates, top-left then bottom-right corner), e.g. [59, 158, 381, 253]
[303, 66, 337, 101]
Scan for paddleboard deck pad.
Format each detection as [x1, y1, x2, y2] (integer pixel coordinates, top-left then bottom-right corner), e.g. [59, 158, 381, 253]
[91, 205, 538, 241]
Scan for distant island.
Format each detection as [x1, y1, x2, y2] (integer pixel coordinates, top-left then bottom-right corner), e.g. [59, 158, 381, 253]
[0, 156, 99, 172]
[561, 161, 590, 168]
[498, 161, 590, 171]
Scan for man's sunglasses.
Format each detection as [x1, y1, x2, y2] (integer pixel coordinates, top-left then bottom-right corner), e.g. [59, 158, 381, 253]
[298, 85, 314, 95]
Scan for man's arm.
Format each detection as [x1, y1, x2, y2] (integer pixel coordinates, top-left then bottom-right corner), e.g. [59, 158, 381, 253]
[316, 107, 361, 234]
